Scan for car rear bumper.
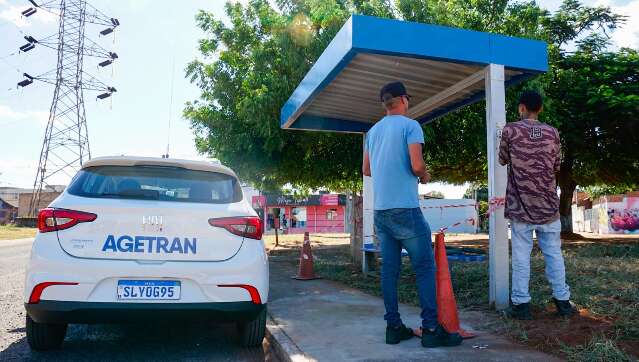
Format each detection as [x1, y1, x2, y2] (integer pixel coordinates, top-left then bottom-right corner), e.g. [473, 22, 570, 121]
[24, 233, 269, 304]
[25, 300, 266, 324]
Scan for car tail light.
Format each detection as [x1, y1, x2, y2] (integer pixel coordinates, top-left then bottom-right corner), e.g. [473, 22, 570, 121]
[37, 208, 97, 233]
[28, 282, 78, 304]
[208, 216, 263, 240]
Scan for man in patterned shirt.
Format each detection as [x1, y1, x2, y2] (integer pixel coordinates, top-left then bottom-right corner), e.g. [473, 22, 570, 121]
[498, 90, 577, 320]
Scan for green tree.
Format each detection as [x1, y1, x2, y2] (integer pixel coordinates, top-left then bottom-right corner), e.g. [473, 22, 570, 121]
[185, 0, 635, 233]
[546, 44, 639, 229]
[584, 183, 638, 199]
[184, 0, 371, 261]
[463, 184, 488, 202]
[396, 0, 630, 232]
[184, 0, 363, 193]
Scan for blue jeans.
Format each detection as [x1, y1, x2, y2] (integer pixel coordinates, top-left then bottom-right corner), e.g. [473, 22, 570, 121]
[511, 219, 571, 304]
[374, 208, 438, 330]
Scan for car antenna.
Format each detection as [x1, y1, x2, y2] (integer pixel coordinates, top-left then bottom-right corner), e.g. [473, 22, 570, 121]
[163, 52, 176, 159]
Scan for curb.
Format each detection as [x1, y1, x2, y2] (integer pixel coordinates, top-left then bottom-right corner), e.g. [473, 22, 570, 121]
[266, 313, 315, 362]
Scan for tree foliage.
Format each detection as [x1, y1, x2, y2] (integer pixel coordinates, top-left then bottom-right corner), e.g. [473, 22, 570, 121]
[185, 0, 637, 219]
[463, 183, 488, 201]
[546, 45, 639, 187]
[185, 0, 362, 192]
[584, 184, 638, 199]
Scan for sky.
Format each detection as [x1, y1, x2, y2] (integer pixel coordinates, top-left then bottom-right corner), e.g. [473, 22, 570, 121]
[0, 0, 225, 189]
[0, 0, 637, 198]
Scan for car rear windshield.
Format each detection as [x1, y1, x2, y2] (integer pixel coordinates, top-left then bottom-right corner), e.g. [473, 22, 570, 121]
[67, 165, 242, 204]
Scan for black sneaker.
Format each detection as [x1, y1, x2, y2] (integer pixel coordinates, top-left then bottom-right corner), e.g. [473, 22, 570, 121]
[386, 323, 414, 344]
[553, 298, 577, 317]
[504, 302, 533, 320]
[421, 325, 463, 348]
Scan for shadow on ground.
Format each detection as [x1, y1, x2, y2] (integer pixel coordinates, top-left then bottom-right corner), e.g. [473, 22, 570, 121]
[1, 321, 270, 361]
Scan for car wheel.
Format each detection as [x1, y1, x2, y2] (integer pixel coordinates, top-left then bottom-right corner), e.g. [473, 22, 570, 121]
[26, 315, 67, 351]
[237, 307, 266, 347]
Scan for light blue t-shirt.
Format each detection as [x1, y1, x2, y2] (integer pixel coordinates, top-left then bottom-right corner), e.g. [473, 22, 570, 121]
[365, 115, 424, 210]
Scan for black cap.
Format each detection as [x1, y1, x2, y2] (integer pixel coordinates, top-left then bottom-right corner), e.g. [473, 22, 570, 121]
[380, 81, 410, 102]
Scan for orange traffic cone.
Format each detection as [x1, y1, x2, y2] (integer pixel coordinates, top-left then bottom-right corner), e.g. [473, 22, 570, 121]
[293, 232, 320, 280]
[434, 232, 475, 338]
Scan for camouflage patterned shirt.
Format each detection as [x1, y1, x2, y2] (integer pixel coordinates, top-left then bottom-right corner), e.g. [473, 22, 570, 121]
[498, 119, 561, 224]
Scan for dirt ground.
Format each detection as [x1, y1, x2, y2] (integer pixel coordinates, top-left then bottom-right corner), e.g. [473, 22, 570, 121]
[264, 232, 493, 251]
[266, 231, 639, 360]
[0, 226, 36, 241]
[264, 232, 350, 251]
[265, 230, 639, 249]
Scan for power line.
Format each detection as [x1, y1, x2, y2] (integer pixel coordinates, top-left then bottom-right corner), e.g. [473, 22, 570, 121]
[0, 54, 24, 74]
[0, 19, 29, 62]
[12, 0, 121, 216]
[0, 51, 19, 61]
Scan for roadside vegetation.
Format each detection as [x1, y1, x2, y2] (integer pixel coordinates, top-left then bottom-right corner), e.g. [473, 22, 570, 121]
[187, 0, 638, 236]
[0, 225, 36, 240]
[267, 234, 639, 361]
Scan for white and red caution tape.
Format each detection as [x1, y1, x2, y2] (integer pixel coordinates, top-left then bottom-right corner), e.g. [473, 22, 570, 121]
[364, 203, 476, 212]
[439, 218, 476, 233]
[358, 196, 507, 238]
[305, 198, 507, 240]
[487, 196, 506, 216]
[421, 204, 476, 209]
[438, 196, 505, 233]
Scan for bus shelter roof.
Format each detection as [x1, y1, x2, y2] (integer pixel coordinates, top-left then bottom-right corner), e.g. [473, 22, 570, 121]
[280, 15, 548, 133]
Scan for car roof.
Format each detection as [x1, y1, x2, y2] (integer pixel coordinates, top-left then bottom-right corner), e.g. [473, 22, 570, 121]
[82, 156, 238, 177]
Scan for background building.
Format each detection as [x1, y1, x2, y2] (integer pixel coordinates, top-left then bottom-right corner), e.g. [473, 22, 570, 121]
[0, 197, 18, 224]
[252, 193, 346, 234]
[572, 191, 639, 234]
[0, 187, 31, 208]
[17, 185, 65, 217]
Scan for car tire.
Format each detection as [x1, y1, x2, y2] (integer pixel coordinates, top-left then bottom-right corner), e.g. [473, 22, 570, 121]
[238, 307, 266, 347]
[26, 315, 67, 351]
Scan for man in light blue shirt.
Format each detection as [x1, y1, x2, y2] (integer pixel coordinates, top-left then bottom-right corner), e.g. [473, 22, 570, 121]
[363, 81, 462, 348]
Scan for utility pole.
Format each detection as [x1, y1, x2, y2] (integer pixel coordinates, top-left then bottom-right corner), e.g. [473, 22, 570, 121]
[17, 0, 119, 216]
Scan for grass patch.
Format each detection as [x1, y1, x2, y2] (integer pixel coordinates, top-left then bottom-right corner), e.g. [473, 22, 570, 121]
[278, 239, 639, 360]
[0, 224, 37, 240]
[561, 335, 633, 362]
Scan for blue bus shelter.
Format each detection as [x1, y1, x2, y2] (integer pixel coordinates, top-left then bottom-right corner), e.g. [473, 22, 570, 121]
[280, 15, 548, 310]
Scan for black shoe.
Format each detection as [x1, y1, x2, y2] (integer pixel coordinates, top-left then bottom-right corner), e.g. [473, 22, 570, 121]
[504, 302, 533, 320]
[553, 298, 577, 317]
[386, 323, 414, 344]
[421, 325, 463, 348]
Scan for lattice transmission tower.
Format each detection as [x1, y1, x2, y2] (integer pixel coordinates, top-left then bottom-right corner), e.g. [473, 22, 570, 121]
[16, 0, 120, 216]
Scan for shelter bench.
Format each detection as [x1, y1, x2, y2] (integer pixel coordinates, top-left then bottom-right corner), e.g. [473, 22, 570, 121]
[362, 242, 486, 274]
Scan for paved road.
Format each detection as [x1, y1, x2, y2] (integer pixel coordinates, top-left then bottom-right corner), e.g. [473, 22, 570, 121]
[0, 238, 276, 362]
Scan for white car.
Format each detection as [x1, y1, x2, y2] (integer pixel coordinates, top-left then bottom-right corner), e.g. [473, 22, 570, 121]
[23, 156, 268, 350]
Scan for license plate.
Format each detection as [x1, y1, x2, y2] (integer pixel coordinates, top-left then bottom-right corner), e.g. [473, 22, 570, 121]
[117, 280, 181, 300]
